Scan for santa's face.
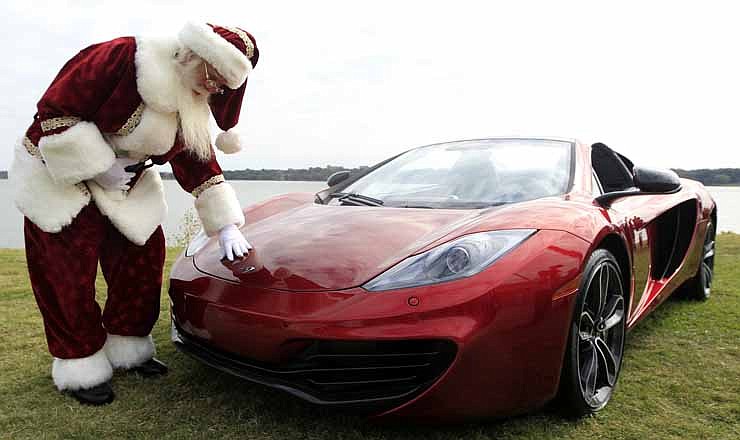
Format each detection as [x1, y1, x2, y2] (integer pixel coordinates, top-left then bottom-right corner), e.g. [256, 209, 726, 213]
[182, 60, 228, 97]
[201, 62, 228, 95]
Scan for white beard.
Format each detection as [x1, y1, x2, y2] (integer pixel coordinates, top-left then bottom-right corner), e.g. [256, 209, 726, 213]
[176, 90, 212, 161]
[174, 54, 213, 161]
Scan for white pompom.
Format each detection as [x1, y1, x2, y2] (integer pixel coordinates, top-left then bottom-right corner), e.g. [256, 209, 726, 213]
[215, 130, 243, 154]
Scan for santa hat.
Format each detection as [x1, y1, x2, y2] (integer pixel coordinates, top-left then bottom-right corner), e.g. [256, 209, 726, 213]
[178, 22, 260, 154]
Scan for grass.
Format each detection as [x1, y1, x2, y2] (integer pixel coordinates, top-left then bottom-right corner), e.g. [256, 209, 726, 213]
[1, 234, 739, 440]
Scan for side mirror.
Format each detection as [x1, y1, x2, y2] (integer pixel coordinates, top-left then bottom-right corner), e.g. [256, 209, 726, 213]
[327, 170, 350, 187]
[633, 166, 681, 193]
[595, 166, 682, 206]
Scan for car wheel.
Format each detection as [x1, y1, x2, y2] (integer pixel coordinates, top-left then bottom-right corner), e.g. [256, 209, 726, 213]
[681, 220, 715, 301]
[558, 249, 627, 417]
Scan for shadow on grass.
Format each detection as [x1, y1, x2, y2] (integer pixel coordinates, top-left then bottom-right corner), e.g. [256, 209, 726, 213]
[624, 295, 685, 347]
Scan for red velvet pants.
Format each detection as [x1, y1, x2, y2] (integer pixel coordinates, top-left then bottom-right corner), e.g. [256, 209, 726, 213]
[24, 203, 165, 359]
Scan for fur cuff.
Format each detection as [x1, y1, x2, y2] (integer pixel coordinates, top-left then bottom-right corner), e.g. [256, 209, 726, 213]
[178, 22, 251, 89]
[38, 121, 115, 185]
[104, 334, 155, 369]
[10, 139, 90, 233]
[52, 348, 113, 391]
[195, 182, 245, 236]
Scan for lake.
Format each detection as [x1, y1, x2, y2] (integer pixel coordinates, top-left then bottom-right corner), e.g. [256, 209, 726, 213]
[0, 181, 737, 248]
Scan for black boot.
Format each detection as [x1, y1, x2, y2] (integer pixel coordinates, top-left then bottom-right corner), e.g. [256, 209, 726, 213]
[66, 382, 115, 406]
[128, 358, 168, 377]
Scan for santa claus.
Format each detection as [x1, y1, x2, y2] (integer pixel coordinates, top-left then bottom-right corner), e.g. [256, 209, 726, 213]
[10, 22, 259, 405]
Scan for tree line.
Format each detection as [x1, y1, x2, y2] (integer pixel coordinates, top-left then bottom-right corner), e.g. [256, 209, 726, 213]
[163, 166, 740, 185]
[1, 167, 738, 185]
[161, 165, 370, 182]
[672, 168, 740, 186]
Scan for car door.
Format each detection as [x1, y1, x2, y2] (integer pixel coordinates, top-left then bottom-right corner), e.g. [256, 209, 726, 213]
[591, 144, 651, 322]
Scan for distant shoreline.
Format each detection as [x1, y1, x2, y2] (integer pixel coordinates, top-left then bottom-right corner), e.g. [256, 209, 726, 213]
[673, 168, 740, 187]
[1, 166, 739, 186]
[0, 166, 370, 183]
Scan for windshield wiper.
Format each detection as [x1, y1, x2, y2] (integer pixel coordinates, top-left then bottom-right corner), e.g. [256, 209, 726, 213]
[396, 204, 435, 209]
[327, 192, 384, 207]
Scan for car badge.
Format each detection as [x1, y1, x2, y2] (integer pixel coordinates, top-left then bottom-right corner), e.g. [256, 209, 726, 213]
[240, 265, 257, 274]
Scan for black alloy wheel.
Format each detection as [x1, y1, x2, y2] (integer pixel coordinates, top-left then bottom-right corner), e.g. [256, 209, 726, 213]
[559, 249, 627, 416]
[683, 220, 715, 301]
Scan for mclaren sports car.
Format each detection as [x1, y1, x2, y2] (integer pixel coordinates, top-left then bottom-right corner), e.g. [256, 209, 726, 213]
[169, 138, 717, 421]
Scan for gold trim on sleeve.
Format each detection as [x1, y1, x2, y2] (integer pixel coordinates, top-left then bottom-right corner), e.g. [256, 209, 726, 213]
[224, 26, 255, 59]
[40, 116, 81, 133]
[23, 136, 43, 159]
[192, 174, 226, 198]
[115, 102, 145, 136]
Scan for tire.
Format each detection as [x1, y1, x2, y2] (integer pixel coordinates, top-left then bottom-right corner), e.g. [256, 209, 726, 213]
[558, 249, 627, 417]
[680, 220, 715, 301]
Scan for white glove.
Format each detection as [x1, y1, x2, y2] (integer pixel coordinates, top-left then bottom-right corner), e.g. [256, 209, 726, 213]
[218, 224, 252, 261]
[92, 157, 140, 191]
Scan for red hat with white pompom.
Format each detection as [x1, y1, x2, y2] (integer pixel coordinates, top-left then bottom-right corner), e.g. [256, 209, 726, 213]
[179, 22, 259, 154]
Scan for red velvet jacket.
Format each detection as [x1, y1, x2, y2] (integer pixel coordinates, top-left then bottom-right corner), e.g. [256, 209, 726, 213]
[12, 36, 244, 245]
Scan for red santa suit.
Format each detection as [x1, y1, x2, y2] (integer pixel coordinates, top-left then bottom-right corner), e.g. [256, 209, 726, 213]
[10, 23, 258, 391]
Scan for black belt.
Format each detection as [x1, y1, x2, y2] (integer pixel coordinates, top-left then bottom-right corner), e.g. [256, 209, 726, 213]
[124, 159, 155, 174]
[124, 160, 154, 189]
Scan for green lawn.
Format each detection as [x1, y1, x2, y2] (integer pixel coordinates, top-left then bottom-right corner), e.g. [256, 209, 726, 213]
[1, 235, 739, 440]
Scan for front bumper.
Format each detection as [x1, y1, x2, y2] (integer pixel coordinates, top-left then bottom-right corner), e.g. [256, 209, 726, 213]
[172, 321, 456, 413]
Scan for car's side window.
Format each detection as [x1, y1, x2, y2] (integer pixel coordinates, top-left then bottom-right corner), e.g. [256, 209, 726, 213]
[591, 143, 634, 193]
[592, 172, 603, 197]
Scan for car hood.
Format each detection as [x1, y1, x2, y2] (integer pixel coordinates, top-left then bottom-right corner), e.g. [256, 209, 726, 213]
[192, 203, 483, 291]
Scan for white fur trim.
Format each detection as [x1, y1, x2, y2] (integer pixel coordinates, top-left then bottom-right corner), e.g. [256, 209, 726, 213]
[195, 182, 245, 236]
[108, 105, 178, 157]
[215, 129, 243, 154]
[103, 334, 155, 369]
[52, 348, 113, 391]
[10, 140, 91, 233]
[38, 121, 116, 185]
[135, 36, 182, 113]
[87, 168, 168, 245]
[178, 22, 251, 89]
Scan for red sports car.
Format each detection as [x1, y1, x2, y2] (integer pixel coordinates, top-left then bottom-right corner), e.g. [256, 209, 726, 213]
[169, 138, 716, 421]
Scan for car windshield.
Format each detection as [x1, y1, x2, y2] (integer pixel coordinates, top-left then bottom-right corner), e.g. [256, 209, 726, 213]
[334, 139, 573, 209]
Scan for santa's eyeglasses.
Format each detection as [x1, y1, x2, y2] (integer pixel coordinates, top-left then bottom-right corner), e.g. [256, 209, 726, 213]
[203, 63, 225, 95]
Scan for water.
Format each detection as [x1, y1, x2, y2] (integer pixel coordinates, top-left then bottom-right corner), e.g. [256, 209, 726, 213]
[0, 180, 326, 248]
[0, 181, 737, 248]
[705, 186, 740, 233]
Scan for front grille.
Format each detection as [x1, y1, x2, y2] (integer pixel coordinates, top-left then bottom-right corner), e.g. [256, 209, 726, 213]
[173, 324, 457, 412]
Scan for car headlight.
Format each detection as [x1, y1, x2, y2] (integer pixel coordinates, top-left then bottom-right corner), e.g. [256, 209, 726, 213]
[185, 228, 210, 257]
[363, 229, 536, 291]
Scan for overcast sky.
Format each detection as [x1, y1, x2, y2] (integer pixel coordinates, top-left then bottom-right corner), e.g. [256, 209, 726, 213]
[1, 0, 739, 171]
